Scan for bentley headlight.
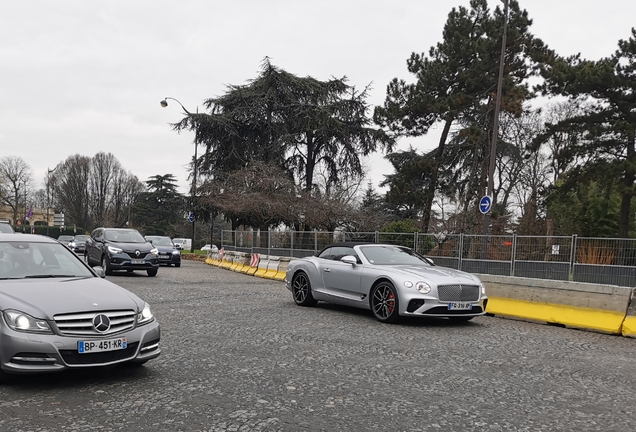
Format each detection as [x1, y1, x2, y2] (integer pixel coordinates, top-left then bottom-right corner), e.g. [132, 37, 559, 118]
[108, 245, 123, 254]
[137, 303, 154, 325]
[415, 282, 431, 294]
[404, 281, 413, 288]
[3, 310, 53, 334]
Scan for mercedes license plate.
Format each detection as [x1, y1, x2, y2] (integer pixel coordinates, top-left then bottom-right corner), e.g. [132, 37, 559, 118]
[447, 302, 472, 310]
[78, 337, 127, 354]
[131, 259, 144, 264]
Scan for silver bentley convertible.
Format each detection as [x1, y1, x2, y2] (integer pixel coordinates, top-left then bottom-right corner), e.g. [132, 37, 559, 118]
[285, 242, 488, 323]
[0, 233, 161, 383]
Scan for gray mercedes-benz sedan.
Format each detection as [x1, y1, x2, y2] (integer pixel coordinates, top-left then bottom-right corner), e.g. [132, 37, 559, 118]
[0, 233, 160, 383]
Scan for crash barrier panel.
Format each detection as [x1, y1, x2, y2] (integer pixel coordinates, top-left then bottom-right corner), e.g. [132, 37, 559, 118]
[207, 250, 220, 266]
[220, 249, 233, 269]
[229, 252, 245, 272]
[239, 253, 253, 274]
[479, 274, 635, 335]
[254, 255, 269, 278]
[274, 257, 291, 281]
[262, 256, 279, 279]
[245, 253, 260, 275]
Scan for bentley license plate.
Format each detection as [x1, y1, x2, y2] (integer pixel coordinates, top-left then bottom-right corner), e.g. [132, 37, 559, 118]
[447, 302, 472, 310]
[131, 259, 144, 264]
[78, 338, 127, 354]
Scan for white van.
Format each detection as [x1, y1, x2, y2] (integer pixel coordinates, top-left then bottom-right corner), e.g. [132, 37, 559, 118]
[172, 238, 192, 251]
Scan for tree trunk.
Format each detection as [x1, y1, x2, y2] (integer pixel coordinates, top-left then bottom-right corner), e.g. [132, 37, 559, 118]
[422, 117, 453, 232]
[618, 131, 635, 238]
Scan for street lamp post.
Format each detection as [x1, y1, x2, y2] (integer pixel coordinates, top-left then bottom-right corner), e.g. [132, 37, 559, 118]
[161, 97, 198, 253]
[481, 0, 509, 236]
[46, 166, 57, 237]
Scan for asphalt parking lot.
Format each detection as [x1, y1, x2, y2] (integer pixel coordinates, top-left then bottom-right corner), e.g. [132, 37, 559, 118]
[2, 260, 636, 431]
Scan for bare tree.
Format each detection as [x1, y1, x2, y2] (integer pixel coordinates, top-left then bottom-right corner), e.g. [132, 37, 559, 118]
[51, 155, 91, 230]
[0, 156, 33, 225]
[89, 152, 120, 227]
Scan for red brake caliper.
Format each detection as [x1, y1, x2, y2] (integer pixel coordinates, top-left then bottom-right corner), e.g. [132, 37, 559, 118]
[387, 291, 395, 314]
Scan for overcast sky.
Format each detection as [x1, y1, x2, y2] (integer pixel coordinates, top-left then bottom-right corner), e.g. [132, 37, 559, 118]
[2, 0, 635, 197]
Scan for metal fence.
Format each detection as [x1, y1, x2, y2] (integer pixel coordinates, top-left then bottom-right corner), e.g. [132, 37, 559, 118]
[220, 230, 636, 288]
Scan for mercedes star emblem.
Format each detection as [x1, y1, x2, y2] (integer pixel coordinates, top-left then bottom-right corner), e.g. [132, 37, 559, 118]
[92, 314, 111, 333]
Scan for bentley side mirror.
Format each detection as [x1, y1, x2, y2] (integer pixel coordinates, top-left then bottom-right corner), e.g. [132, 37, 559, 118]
[341, 255, 358, 266]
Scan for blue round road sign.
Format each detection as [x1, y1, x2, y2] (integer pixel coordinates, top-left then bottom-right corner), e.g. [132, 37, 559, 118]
[479, 196, 492, 214]
[188, 212, 195, 222]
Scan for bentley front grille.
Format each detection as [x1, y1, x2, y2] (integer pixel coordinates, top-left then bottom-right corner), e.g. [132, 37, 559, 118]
[436, 285, 480, 302]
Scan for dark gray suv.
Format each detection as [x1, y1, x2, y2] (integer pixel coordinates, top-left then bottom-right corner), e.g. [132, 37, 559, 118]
[85, 228, 159, 276]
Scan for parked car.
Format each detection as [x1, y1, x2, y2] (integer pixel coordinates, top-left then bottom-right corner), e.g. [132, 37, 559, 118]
[0, 223, 14, 233]
[85, 228, 159, 276]
[172, 238, 192, 251]
[57, 235, 74, 247]
[70, 234, 90, 255]
[0, 233, 161, 383]
[145, 235, 181, 267]
[200, 244, 218, 252]
[285, 242, 488, 323]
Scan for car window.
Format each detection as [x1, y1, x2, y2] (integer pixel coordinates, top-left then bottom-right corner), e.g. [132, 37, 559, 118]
[152, 237, 173, 246]
[104, 230, 146, 243]
[0, 241, 95, 279]
[0, 224, 14, 233]
[74, 235, 89, 242]
[359, 245, 430, 265]
[331, 247, 360, 262]
[317, 247, 333, 259]
[58, 236, 74, 242]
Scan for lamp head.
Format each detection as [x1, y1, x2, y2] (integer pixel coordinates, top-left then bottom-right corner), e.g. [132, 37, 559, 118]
[160, 99, 168, 108]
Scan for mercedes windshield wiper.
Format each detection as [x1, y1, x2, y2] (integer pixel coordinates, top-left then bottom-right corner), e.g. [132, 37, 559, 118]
[23, 274, 79, 279]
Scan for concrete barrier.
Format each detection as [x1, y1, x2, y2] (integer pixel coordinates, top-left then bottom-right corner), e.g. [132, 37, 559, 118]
[219, 250, 234, 269]
[263, 256, 279, 279]
[246, 253, 259, 275]
[274, 257, 290, 281]
[480, 274, 634, 335]
[254, 255, 269, 278]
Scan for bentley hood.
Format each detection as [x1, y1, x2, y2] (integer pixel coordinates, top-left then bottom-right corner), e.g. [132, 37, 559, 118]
[391, 264, 483, 286]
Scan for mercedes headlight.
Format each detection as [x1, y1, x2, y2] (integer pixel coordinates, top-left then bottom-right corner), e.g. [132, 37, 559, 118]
[3, 310, 53, 334]
[415, 282, 431, 294]
[108, 245, 123, 254]
[172, 249, 180, 255]
[137, 303, 154, 325]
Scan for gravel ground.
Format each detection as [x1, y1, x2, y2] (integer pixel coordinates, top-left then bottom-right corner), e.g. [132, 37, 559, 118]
[1, 260, 636, 431]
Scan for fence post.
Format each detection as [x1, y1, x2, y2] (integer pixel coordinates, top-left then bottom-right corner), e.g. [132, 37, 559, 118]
[569, 234, 578, 281]
[511, 234, 517, 277]
[375, 231, 379, 243]
[458, 233, 464, 271]
[415, 232, 419, 253]
[268, 228, 271, 256]
[290, 230, 294, 258]
[314, 229, 318, 254]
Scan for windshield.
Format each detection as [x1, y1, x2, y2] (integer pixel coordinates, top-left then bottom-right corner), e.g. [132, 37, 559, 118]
[359, 245, 431, 266]
[104, 229, 146, 243]
[58, 236, 74, 242]
[149, 237, 173, 246]
[0, 240, 95, 279]
[0, 224, 14, 233]
[74, 235, 89, 242]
